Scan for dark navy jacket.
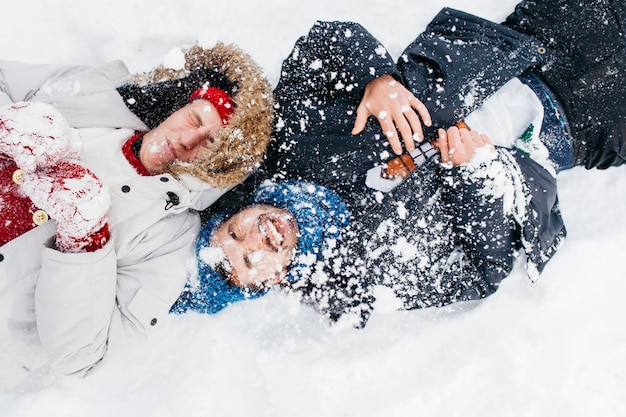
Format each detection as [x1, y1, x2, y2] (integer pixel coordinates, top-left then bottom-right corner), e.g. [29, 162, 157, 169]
[219, 8, 566, 325]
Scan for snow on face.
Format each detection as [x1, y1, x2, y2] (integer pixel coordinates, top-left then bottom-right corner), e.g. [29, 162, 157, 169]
[199, 245, 227, 269]
[211, 205, 299, 288]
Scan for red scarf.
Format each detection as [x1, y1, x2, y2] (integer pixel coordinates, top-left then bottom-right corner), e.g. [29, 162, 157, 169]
[121, 132, 150, 176]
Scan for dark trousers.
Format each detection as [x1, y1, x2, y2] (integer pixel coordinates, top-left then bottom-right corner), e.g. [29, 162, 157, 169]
[503, 0, 626, 168]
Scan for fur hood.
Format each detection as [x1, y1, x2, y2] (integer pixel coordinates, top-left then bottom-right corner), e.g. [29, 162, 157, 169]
[121, 43, 274, 188]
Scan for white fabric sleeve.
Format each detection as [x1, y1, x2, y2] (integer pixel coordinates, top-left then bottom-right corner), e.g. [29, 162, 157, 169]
[464, 77, 544, 148]
[0, 59, 146, 130]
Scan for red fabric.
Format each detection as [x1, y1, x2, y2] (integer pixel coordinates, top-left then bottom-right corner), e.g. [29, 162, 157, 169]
[189, 87, 235, 125]
[71, 223, 109, 252]
[0, 156, 42, 245]
[122, 132, 150, 176]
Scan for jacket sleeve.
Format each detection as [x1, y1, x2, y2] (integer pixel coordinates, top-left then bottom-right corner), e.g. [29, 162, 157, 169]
[439, 147, 565, 290]
[0, 60, 77, 105]
[33, 211, 199, 377]
[361, 153, 525, 313]
[273, 20, 400, 137]
[438, 151, 521, 294]
[288, 149, 565, 328]
[508, 150, 566, 280]
[397, 7, 546, 140]
[0, 59, 145, 130]
[288, 153, 521, 327]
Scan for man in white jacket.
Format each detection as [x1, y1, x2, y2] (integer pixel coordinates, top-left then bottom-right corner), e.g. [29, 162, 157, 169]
[0, 43, 273, 387]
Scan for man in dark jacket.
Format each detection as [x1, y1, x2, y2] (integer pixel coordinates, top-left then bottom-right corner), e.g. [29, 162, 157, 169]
[198, 0, 624, 326]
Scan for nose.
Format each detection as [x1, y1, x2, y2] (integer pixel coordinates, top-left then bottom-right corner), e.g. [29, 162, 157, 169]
[178, 128, 205, 150]
[243, 227, 265, 252]
[170, 129, 206, 163]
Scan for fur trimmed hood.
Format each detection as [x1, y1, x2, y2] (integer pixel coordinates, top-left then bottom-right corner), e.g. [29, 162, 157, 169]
[119, 43, 274, 188]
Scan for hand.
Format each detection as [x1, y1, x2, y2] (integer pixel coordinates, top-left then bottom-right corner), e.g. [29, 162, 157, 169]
[0, 101, 82, 172]
[352, 75, 432, 155]
[20, 159, 110, 252]
[435, 126, 495, 166]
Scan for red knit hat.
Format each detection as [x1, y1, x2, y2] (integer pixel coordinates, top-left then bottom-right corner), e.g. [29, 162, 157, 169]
[189, 87, 235, 125]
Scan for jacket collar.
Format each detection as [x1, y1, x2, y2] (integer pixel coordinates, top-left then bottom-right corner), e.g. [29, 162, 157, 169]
[122, 132, 150, 176]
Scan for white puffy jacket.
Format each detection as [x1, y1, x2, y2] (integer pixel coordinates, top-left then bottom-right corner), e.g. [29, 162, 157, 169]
[0, 59, 227, 387]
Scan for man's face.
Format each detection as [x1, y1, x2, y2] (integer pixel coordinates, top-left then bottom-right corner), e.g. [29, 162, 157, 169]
[139, 99, 223, 174]
[212, 205, 299, 289]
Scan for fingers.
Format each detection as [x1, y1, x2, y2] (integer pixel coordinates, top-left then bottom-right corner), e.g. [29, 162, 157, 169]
[403, 104, 425, 142]
[468, 130, 496, 152]
[351, 102, 369, 135]
[384, 102, 431, 155]
[436, 126, 469, 165]
[411, 98, 432, 130]
[384, 109, 423, 155]
[395, 114, 416, 153]
[477, 132, 494, 148]
[468, 129, 485, 146]
[458, 127, 472, 144]
[398, 98, 430, 153]
[456, 128, 476, 165]
[436, 125, 497, 166]
[356, 75, 433, 154]
[437, 128, 450, 163]
[380, 117, 403, 155]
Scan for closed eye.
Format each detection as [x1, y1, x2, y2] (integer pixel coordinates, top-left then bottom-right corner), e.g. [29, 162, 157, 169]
[191, 110, 204, 128]
[243, 253, 253, 269]
[228, 223, 244, 241]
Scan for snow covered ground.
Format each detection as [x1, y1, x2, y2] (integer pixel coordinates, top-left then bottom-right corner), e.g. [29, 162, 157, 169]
[1, 0, 625, 416]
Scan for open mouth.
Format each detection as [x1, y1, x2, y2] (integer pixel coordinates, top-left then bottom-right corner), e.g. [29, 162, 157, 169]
[258, 214, 292, 252]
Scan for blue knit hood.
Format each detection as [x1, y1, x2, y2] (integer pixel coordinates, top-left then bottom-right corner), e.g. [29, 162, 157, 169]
[170, 180, 350, 315]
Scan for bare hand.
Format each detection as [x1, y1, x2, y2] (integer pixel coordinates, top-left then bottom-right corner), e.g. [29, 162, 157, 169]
[352, 75, 432, 155]
[435, 126, 495, 166]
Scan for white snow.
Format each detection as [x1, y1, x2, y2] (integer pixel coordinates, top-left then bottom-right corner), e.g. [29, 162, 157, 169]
[1, 0, 626, 416]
